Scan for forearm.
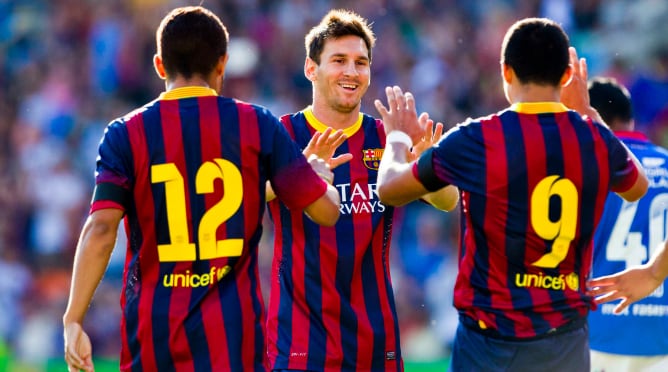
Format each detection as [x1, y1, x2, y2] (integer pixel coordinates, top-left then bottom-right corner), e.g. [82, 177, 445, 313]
[649, 241, 668, 283]
[63, 213, 119, 324]
[378, 141, 427, 206]
[422, 185, 459, 212]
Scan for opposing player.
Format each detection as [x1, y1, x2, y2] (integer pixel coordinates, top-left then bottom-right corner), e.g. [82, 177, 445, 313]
[374, 18, 648, 371]
[62, 6, 340, 372]
[264, 9, 458, 371]
[587, 77, 668, 372]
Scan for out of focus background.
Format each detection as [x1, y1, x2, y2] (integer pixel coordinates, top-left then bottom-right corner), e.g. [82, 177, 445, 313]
[1, 0, 668, 371]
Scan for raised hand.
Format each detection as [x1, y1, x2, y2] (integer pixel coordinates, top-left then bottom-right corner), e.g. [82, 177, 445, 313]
[411, 115, 444, 160]
[303, 127, 353, 170]
[374, 85, 426, 144]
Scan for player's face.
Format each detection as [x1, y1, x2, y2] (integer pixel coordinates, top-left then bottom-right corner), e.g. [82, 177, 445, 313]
[312, 35, 370, 113]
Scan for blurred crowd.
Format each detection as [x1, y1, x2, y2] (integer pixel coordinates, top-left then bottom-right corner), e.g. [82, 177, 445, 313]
[1, 0, 668, 366]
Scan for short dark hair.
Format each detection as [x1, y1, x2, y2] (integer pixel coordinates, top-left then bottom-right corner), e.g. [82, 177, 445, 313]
[501, 18, 570, 86]
[305, 9, 376, 65]
[588, 77, 633, 126]
[156, 6, 229, 79]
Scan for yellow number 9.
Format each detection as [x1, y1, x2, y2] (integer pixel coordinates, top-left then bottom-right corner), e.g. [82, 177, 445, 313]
[530, 175, 578, 268]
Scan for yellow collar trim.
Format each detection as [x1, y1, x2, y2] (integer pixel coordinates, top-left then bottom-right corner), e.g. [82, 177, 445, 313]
[159, 86, 218, 100]
[303, 106, 363, 137]
[510, 102, 569, 114]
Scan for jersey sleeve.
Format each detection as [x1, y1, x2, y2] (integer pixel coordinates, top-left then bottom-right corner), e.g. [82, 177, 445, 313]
[259, 109, 328, 210]
[91, 120, 133, 213]
[413, 125, 471, 191]
[598, 123, 640, 193]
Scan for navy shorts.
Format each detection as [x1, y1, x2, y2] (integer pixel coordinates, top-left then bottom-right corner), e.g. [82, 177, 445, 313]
[449, 319, 590, 372]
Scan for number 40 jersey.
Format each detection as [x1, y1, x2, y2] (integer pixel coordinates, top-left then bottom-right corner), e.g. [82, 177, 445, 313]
[590, 131, 668, 356]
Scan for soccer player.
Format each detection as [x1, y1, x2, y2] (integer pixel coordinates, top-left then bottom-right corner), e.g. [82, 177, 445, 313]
[373, 18, 649, 371]
[62, 6, 340, 372]
[264, 9, 458, 371]
[586, 77, 668, 371]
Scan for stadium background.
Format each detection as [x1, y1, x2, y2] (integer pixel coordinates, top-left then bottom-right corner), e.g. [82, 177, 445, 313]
[1, 0, 667, 370]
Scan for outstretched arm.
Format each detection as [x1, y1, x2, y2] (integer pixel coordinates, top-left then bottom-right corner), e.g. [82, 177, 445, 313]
[411, 119, 459, 211]
[267, 127, 352, 201]
[63, 207, 123, 372]
[587, 240, 668, 314]
[561, 46, 648, 202]
[374, 86, 434, 206]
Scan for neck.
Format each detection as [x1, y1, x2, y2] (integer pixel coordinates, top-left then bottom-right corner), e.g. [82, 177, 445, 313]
[510, 83, 561, 103]
[310, 97, 361, 130]
[166, 76, 212, 91]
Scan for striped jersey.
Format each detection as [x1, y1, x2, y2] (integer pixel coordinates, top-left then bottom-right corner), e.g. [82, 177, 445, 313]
[590, 131, 668, 356]
[414, 102, 640, 338]
[266, 108, 402, 371]
[91, 87, 328, 371]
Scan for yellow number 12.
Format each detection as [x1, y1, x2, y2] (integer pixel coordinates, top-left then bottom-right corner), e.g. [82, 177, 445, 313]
[530, 175, 578, 268]
[151, 159, 244, 262]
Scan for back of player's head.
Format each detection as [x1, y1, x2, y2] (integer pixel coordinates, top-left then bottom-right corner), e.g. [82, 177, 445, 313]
[588, 77, 633, 128]
[156, 6, 229, 80]
[501, 18, 570, 86]
[305, 9, 376, 65]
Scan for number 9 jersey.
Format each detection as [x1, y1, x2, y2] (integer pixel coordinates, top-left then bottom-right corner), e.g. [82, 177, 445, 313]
[413, 102, 641, 339]
[91, 87, 328, 371]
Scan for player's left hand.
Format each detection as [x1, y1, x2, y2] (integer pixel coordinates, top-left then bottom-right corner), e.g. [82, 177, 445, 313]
[411, 117, 444, 160]
[374, 85, 427, 144]
[586, 265, 663, 314]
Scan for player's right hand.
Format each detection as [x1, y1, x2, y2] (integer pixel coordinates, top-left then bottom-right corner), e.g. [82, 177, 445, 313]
[64, 322, 95, 372]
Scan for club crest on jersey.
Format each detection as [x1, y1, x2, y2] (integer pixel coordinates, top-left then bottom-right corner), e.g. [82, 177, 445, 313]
[362, 148, 383, 170]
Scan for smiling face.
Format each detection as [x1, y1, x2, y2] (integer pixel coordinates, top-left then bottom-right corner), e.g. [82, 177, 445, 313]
[306, 35, 371, 115]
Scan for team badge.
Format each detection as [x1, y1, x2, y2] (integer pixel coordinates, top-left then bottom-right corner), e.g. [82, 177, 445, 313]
[362, 148, 383, 170]
[566, 272, 579, 291]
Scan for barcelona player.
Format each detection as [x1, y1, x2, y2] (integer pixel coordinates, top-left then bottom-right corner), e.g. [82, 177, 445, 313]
[264, 9, 458, 372]
[374, 18, 648, 371]
[586, 77, 668, 371]
[62, 6, 340, 372]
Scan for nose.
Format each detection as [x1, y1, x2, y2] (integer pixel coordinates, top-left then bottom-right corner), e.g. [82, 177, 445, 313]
[343, 61, 359, 76]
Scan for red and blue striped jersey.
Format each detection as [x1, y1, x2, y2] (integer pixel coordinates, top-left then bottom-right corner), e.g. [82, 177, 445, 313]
[266, 108, 402, 371]
[414, 102, 640, 338]
[91, 87, 328, 371]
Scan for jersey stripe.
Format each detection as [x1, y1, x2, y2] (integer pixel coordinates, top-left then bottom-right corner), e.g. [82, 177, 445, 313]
[126, 109, 160, 372]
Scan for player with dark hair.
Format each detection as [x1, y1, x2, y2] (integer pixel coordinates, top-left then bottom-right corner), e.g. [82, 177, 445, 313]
[62, 6, 340, 372]
[373, 18, 648, 371]
[587, 77, 668, 371]
[264, 9, 458, 371]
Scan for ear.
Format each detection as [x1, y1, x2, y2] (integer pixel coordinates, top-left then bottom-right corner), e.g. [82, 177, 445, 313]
[154, 54, 167, 80]
[501, 63, 513, 84]
[560, 64, 574, 87]
[215, 54, 229, 77]
[304, 57, 317, 82]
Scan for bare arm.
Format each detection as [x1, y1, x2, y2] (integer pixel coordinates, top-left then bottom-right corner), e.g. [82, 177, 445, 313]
[411, 119, 459, 211]
[560, 47, 648, 202]
[63, 207, 123, 372]
[302, 155, 340, 226]
[373, 86, 438, 206]
[588, 240, 668, 314]
[266, 127, 352, 202]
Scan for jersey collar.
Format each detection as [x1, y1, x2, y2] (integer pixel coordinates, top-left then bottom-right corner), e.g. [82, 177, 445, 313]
[510, 102, 569, 114]
[159, 86, 218, 100]
[303, 106, 363, 137]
